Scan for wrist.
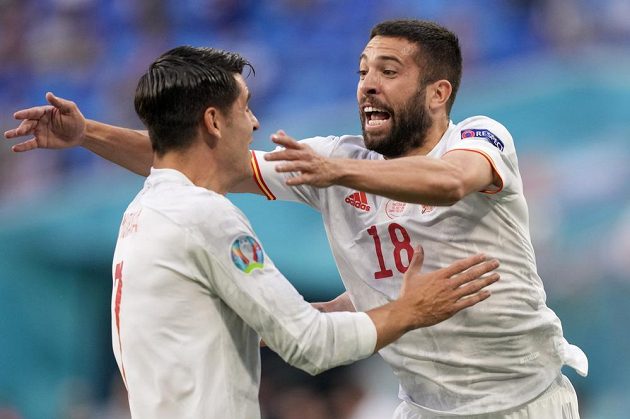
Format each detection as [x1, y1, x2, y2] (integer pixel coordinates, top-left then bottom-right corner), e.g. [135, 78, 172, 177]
[83, 119, 102, 148]
[330, 158, 350, 186]
[387, 299, 416, 333]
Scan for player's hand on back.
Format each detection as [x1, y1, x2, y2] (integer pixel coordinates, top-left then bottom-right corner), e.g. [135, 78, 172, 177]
[4, 92, 86, 152]
[400, 246, 499, 329]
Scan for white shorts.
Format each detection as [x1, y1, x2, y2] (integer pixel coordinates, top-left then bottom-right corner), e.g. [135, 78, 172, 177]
[393, 375, 580, 419]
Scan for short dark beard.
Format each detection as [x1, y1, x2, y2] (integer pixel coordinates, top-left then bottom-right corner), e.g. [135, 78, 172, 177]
[361, 86, 433, 158]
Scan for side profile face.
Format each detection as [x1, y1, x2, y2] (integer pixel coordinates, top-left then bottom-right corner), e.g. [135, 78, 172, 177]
[357, 35, 433, 158]
[220, 74, 259, 179]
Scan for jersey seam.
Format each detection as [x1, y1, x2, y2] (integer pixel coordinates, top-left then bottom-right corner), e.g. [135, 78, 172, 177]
[443, 147, 505, 194]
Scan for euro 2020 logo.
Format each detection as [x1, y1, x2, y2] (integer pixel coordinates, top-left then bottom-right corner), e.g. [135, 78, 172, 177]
[231, 235, 265, 274]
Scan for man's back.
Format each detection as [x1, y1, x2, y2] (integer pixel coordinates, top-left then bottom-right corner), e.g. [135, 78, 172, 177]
[112, 168, 262, 419]
[112, 167, 380, 418]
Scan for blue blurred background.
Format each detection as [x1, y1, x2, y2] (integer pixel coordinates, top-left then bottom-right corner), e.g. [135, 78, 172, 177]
[1, 0, 629, 418]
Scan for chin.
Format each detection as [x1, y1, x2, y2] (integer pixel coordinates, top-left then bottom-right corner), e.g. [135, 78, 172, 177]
[362, 132, 387, 151]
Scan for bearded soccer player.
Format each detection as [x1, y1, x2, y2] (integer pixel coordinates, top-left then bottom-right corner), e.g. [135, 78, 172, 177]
[5, 20, 586, 419]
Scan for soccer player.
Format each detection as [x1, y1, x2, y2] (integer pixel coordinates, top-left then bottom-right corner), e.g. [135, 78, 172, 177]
[13, 45, 499, 418]
[5, 20, 586, 418]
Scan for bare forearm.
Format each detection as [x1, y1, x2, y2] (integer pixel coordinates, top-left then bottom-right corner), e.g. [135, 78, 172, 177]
[84, 120, 153, 176]
[333, 157, 464, 205]
[366, 300, 413, 352]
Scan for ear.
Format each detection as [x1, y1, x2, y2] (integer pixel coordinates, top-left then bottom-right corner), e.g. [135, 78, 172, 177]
[427, 80, 452, 111]
[202, 107, 222, 139]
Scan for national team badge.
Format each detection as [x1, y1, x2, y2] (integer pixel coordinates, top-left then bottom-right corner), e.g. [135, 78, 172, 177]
[385, 200, 407, 219]
[231, 235, 264, 274]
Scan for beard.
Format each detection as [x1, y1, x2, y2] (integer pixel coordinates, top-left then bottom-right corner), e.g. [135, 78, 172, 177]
[360, 87, 433, 158]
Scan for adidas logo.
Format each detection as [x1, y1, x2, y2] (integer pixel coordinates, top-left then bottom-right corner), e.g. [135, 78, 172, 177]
[345, 191, 371, 212]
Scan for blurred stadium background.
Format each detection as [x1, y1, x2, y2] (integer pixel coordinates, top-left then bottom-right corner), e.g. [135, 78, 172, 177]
[0, 0, 629, 418]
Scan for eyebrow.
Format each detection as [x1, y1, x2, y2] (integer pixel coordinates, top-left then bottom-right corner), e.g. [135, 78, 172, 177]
[359, 53, 404, 65]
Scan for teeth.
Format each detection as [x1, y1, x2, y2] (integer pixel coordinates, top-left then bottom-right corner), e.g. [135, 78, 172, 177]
[367, 119, 387, 126]
[363, 106, 387, 113]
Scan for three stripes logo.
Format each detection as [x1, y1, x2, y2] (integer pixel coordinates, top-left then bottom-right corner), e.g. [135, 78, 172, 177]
[345, 191, 371, 212]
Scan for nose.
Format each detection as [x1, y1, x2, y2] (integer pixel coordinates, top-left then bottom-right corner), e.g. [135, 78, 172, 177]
[358, 71, 379, 97]
[251, 113, 260, 131]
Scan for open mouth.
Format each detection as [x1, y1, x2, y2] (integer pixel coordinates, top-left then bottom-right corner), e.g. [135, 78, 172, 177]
[363, 106, 391, 127]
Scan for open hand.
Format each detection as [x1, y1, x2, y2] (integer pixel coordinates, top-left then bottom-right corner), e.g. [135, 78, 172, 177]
[264, 130, 340, 188]
[4, 92, 86, 152]
[400, 246, 500, 329]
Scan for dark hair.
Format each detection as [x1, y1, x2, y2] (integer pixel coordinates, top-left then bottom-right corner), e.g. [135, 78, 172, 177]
[134, 46, 254, 155]
[370, 20, 462, 114]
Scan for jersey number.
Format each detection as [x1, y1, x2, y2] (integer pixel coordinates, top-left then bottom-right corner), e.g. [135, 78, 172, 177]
[114, 261, 128, 386]
[367, 223, 414, 279]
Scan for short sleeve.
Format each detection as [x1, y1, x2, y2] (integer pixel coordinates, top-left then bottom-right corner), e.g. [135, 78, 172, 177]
[446, 116, 520, 195]
[250, 136, 341, 209]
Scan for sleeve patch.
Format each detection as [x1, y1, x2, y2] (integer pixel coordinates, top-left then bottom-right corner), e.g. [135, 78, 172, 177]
[461, 129, 504, 151]
[231, 235, 265, 274]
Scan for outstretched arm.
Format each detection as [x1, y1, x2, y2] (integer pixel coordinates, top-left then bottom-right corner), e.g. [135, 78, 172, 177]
[5, 93, 267, 190]
[265, 131, 499, 205]
[303, 249, 499, 352]
[83, 121, 153, 176]
[4, 92, 154, 176]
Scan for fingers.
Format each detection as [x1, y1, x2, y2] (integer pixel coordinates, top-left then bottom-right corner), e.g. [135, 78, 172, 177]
[405, 245, 424, 277]
[450, 259, 500, 288]
[12, 105, 51, 122]
[11, 138, 39, 152]
[274, 159, 306, 172]
[285, 174, 308, 186]
[265, 148, 306, 162]
[9, 93, 72, 123]
[453, 272, 500, 299]
[440, 253, 487, 277]
[270, 132, 300, 150]
[4, 119, 38, 139]
[451, 289, 492, 312]
[46, 92, 75, 114]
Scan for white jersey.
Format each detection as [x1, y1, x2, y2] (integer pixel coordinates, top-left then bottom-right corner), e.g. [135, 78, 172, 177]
[252, 116, 587, 415]
[111, 168, 377, 419]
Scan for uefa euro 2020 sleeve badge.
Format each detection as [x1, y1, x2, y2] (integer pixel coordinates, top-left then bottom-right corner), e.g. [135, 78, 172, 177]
[231, 235, 265, 274]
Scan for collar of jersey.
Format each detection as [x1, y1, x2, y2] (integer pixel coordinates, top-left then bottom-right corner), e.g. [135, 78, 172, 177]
[148, 167, 194, 186]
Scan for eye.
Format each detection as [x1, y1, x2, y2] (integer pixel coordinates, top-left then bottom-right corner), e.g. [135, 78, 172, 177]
[357, 69, 367, 80]
[383, 69, 397, 77]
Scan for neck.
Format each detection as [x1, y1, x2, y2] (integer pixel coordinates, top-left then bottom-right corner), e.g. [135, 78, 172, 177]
[153, 142, 235, 195]
[405, 115, 450, 157]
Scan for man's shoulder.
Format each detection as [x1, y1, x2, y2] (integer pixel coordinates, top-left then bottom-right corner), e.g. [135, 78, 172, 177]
[450, 115, 515, 152]
[143, 183, 239, 229]
[301, 134, 371, 159]
[454, 115, 510, 132]
[301, 134, 364, 147]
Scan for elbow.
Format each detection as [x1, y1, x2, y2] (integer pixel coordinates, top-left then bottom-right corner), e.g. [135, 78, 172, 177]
[301, 363, 328, 376]
[283, 344, 331, 376]
[444, 179, 466, 205]
[436, 169, 466, 206]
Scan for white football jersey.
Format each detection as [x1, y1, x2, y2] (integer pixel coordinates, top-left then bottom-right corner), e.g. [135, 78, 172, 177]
[252, 116, 587, 415]
[111, 168, 377, 419]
